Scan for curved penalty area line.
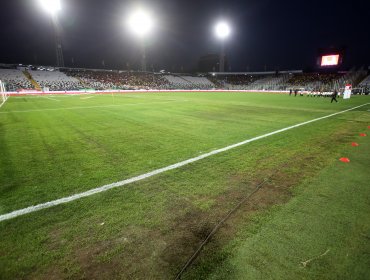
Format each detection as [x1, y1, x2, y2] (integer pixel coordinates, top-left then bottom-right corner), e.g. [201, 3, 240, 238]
[1, 102, 369, 222]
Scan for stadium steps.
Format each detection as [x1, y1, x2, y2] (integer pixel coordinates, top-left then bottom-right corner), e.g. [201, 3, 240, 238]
[75, 77, 88, 87]
[353, 72, 368, 86]
[172, 74, 193, 84]
[23, 71, 41, 91]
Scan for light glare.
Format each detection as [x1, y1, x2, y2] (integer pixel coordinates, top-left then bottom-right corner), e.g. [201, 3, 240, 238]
[128, 10, 153, 37]
[321, 55, 340, 66]
[215, 22, 230, 39]
[39, 0, 61, 14]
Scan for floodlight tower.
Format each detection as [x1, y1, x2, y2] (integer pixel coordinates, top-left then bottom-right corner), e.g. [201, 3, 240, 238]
[215, 21, 231, 72]
[39, 0, 64, 67]
[127, 9, 153, 72]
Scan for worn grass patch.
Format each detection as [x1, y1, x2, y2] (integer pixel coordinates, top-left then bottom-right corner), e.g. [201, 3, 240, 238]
[183, 110, 370, 280]
[0, 92, 369, 279]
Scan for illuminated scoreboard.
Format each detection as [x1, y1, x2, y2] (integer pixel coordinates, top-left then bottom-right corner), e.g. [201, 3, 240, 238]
[321, 54, 340, 66]
[317, 48, 344, 69]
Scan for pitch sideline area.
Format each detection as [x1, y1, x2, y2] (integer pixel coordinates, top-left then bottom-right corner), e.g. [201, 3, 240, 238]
[183, 121, 370, 280]
[1, 92, 369, 279]
[0, 101, 368, 222]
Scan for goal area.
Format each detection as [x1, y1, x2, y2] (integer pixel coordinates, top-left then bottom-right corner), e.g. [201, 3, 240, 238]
[0, 80, 9, 107]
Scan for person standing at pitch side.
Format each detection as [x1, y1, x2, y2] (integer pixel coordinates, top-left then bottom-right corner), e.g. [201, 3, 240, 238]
[331, 89, 338, 103]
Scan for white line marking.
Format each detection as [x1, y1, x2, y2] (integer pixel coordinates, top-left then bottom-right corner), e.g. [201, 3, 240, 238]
[80, 96, 95, 100]
[0, 100, 182, 114]
[0, 103, 368, 222]
[0, 104, 121, 113]
[0, 95, 10, 109]
[41, 96, 61, 102]
[0, 99, 8, 109]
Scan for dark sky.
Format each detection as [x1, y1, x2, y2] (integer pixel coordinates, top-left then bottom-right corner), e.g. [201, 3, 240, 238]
[1, 0, 369, 72]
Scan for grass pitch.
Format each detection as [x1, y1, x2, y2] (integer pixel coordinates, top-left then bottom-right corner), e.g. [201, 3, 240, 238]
[0, 92, 369, 279]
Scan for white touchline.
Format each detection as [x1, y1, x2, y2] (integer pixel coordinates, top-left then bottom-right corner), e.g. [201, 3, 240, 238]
[42, 96, 61, 102]
[0, 103, 369, 222]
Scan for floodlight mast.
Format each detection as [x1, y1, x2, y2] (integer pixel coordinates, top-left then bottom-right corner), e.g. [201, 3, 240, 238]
[39, 0, 64, 67]
[52, 15, 65, 68]
[215, 22, 230, 72]
[140, 43, 147, 72]
[128, 9, 153, 72]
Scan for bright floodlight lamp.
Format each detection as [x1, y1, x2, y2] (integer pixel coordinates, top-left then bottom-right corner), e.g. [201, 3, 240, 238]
[214, 21, 230, 73]
[39, 0, 64, 67]
[39, 0, 61, 14]
[127, 9, 154, 72]
[128, 10, 153, 37]
[215, 22, 230, 40]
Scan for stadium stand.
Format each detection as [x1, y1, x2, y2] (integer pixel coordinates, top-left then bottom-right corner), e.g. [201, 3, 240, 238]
[208, 74, 260, 89]
[286, 73, 344, 91]
[338, 68, 368, 89]
[64, 70, 169, 90]
[0, 69, 33, 91]
[29, 70, 84, 91]
[359, 74, 370, 87]
[210, 69, 367, 92]
[163, 75, 214, 89]
[243, 74, 290, 90]
[0, 63, 367, 93]
[357, 73, 370, 94]
[209, 72, 301, 90]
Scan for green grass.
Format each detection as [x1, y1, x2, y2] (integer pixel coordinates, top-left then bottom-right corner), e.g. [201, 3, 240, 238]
[0, 92, 369, 279]
[183, 121, 370, 280]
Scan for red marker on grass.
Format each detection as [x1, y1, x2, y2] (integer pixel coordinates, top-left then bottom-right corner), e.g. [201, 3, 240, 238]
[359, 133, 367, 137]
[339, 158, 350, 163]
[351, 142, 359, 147]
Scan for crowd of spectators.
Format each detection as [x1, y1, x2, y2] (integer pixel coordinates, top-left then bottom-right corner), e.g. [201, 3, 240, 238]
[1, 66, 368, 93]
[64, 70, 216, 90]
[286, 73, 344, 91]
[243, 75, 290, 90]
[206, 74, 260, 89]
[0, 69, 33, 91]
[64, 70, 169, 90]
[209, 74, 290, 90]
[208, 72, 367, 91]
[357, 74, 370, 94]
[29, 70, 84, 91]
[221, 75, 260, 85]
[162, 75, 214, 90]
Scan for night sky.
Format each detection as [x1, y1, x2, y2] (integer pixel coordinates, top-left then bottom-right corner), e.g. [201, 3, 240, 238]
[1, 0, 369, 72]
